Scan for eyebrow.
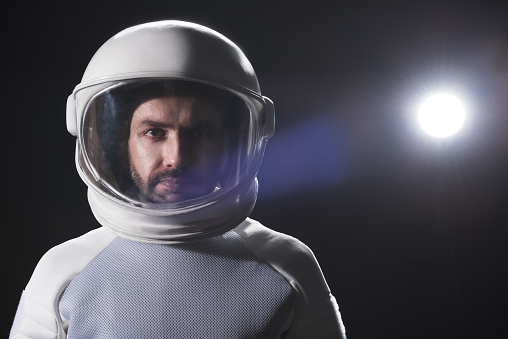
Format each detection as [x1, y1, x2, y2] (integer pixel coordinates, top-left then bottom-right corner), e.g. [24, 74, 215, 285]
[137, 119, 172, 128]
[136, 118, 219, 129]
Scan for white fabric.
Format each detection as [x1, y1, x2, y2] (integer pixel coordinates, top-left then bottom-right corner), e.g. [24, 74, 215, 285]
[10, 219, 346, 338]
[9, 291, 25, 337]
[234, 219, 346, 338]
[10, 228, 117, 339]
[84, 175, 258, 244]
[58, 230, 295, 338]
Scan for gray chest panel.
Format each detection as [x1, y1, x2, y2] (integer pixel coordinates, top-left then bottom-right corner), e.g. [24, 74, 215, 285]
[59, 231, 295, 338]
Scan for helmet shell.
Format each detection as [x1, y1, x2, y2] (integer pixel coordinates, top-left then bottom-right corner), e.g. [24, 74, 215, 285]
[79, 20, 260, 94]
[67, 20, 273, 139]
[64, 21, 275, 243]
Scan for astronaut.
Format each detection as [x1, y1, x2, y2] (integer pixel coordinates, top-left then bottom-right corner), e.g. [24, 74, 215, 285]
[10, 21, 347, 338]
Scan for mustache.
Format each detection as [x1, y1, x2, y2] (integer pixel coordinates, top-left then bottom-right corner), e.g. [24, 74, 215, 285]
[147, 169, 191, 188]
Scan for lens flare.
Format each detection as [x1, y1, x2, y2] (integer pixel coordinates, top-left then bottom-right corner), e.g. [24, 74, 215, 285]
[418, 94, 465, 138]
[258, 116, 346, 198]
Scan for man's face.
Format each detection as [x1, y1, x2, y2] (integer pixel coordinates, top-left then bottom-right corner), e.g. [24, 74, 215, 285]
[128, 94, 227, 203]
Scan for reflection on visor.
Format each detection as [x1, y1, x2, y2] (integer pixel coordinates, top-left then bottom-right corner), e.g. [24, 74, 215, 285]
[81, 80, 250, 204]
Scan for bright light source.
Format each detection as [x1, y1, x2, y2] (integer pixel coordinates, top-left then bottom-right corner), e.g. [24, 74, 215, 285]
[418, 94, 465, 138]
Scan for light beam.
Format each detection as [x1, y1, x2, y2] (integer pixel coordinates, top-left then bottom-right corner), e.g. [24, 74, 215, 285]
[418, 94, 465, 138]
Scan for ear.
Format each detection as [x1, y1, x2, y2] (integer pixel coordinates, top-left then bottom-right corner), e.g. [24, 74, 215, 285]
[66, 94, 78, 136]
[262, 96, 275, 139]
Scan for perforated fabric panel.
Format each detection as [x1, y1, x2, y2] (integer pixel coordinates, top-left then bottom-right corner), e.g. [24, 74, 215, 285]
[59, 231, 295, 338]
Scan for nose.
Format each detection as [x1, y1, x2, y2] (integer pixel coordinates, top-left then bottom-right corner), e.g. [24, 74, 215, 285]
[162, 132, 185, 169]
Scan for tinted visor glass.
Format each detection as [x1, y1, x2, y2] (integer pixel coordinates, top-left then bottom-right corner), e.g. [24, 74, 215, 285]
[81, 79, 250, 204]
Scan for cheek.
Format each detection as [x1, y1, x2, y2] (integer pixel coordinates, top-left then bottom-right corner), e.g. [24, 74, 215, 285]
[129, 139, 160, 177]
[193, 139, 226, 173]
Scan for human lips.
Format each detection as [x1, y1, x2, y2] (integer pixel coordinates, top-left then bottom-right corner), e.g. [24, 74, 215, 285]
[155, 178, 188, 192]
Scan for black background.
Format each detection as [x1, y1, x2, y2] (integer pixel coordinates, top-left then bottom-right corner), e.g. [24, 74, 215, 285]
[4, 1, 508, 338]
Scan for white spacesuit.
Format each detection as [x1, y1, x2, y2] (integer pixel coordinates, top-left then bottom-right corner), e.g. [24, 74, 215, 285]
[10, 21, 347, 338]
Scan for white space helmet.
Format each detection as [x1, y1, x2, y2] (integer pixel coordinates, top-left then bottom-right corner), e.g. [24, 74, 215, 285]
[66, 20, 275, 243]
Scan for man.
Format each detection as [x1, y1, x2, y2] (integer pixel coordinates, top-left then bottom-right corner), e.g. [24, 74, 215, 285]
[10, 20, 346, 338]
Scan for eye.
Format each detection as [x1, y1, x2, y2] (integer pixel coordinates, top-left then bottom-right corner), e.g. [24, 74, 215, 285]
[190, 125, 215, 139]
[144, 128, 166, 138]
[192, 128, 207, 138]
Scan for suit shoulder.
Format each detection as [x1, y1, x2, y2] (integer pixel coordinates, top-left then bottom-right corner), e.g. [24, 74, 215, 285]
[234, 218, 310, 252]
[26, 227, 117, 304]
[233, 218, 330, 299]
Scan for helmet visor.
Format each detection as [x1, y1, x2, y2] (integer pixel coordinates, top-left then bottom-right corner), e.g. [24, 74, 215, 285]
[78, 79, 251, 205]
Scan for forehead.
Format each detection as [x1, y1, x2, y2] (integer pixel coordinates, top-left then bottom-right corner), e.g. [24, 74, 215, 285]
[132, 95, 226, 125]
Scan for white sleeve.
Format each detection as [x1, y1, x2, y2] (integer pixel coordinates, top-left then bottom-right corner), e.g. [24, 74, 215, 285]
[10, 290, 62, 339]
[233, 218, 347, 339]
[10, 291, 25, 338]
[9, 227, 117, 339]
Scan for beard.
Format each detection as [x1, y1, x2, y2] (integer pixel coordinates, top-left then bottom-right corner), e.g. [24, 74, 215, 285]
[130, 164, 217, 204]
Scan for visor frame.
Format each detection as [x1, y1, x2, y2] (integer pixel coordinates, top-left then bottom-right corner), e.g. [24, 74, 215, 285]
[73, 78, 270, 213]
